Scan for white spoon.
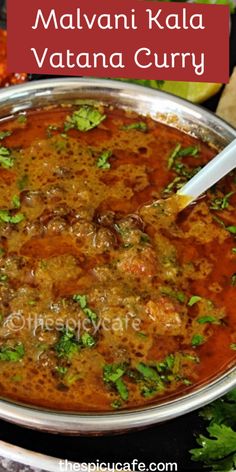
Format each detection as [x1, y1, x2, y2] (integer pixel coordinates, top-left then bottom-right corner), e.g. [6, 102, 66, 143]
[177, 138, 236, 210]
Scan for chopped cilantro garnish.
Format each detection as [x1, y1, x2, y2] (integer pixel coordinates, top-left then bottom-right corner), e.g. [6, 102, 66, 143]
[183, 353, 200, 363]
[191, 334, 205, 347]
[163, 176, 183, 194]
[136, 363, 160, 382]
[182, 378, 192, 386]
[227, 226, 236, 234]
[0, 131, 12, 140]
[73, 294, 98, 322]
[64, 106, 106, 132]
[0, 248, 4, 256]
[81, 332, 96, 348]
[136, 362, 164, 398]
[0, 146, 14, 169]
[161, 286, 186, 304]
[55, 366, 68, 376]
[0, 210, 25, 224]
[140, 233, 150, 244]
[55, 329, 79, 359]
[111, 400, 122, 409]
[231, 274, 236, 286]
[197, 316, 219, 324]
[47, 125, 59, 137]
[0, 274, 8, 283]
[66, 373, 80, 385]
[0, 343, 24, 362]
[73, 294, 87, 308]
[103, 363, 129, 402]
[103, 364, 126, 383]
[96, 150, 112, 170]
[115, 378, 129, 401]
[12, 195, 20, 209]
[230, 344, 236, 350]
[122, 122, 148, 132]
[188, 296, 202, 306]
[17, 114, 27, 124]
[156, 354, 175, 373]
[168, 144, 199, 169]
[210, 191, 235, 211]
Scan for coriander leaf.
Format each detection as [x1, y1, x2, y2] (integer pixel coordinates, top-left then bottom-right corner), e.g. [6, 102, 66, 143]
[140, 233, 150, 244]
[188, 295, 202, 306]
[210, 192, 235, 211]
[73, 294, 98, 322]
[0, 343, 24, 362]
[81, 332, 96, 348]
[160, 286, 186, 304]
[73, 294, 87, 309]
[0, 210, 25, 224]
[0, 146, 14, 169]
[0, 274, 8, 282]
[116, 378, 129, 401]
[227, 226, 236, 234]
[136, 363, 160, 382]
[178, 146, 199, 157]
[156, 354, 175, 373]
[64, 106, 106, 132]
[122, 122, 148, 132]
[55, 329, 79, 359]
[191, 334, 205, 347]
[17, 114, 27, 124]
[213, 215, 226, 228]
[47, 125, 59, 137]
[97, 150, 112, 170]
[200, 397, 236, 428]
[197, 316, 219, 324]
[111, 400, 122, 409]
[10, 213, 25, 224]
[163, 176, 183, 194]
[232, 248, 236, 254]
[230, 343, 236, 350]
[66, 373, 80, 386]
[168, 144, 182, 169]
[182, 379, 192, 386]
[168, 144, 199, 169]
[0, 131, 12, 140]
[55, 366, 68, 376]
[226, 389, 236, 402]
[103, 364, 126, 383]
[103, 363, 129, 402]
[12, 195, 20, 209]
[136, 362, 164, 397]
[190, 423, 236, 463]
[83, 307, 98, 322]
[231, 274, 236, 286]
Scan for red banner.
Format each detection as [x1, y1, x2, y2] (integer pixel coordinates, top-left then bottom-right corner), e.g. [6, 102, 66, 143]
[7, 0, 229, 83]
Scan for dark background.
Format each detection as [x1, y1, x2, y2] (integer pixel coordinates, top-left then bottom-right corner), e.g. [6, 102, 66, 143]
[0, 10, 235, 472]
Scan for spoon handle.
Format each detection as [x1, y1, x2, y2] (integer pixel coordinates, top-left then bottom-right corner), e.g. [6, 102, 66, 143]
[177, 138, 236, 204]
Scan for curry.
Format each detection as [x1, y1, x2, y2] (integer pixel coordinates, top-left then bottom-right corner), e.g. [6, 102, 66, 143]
[0, 103, 235, 412]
